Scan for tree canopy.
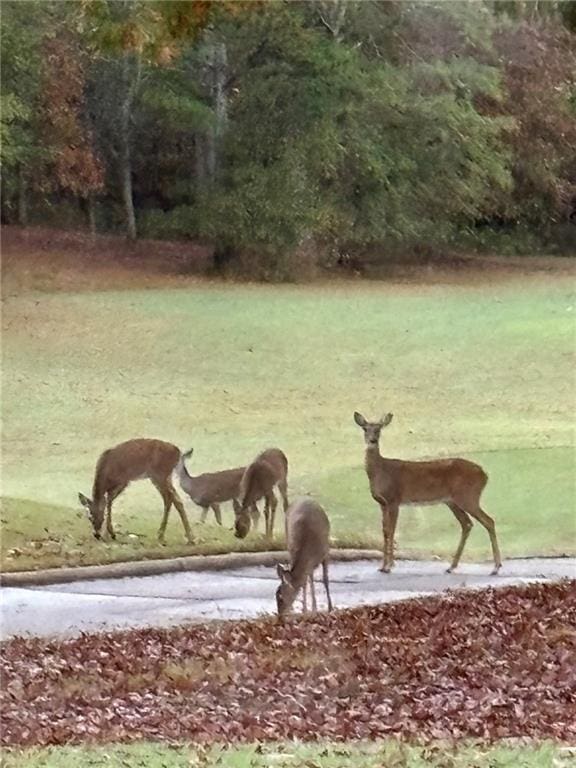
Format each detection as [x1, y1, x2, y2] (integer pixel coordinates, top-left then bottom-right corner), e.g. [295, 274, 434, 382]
[1, 0, 574, 274]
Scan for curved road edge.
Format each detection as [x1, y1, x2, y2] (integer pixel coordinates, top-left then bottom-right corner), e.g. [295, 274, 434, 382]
[0, 548, 384, 588]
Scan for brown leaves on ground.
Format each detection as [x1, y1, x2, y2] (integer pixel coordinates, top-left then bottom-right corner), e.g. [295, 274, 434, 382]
[2, 581, 575, 747]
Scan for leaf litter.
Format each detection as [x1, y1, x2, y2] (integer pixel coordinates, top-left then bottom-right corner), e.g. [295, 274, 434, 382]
[1, 581, 574, 747]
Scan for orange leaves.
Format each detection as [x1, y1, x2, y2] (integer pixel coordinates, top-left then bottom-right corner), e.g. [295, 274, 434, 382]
[40, 35, 104, 196]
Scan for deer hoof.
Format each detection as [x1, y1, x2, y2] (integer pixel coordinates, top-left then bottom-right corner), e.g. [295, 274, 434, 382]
[379, 566, 391, 574]
[446, 566, 454, 574]
[491, 567, 501, 576]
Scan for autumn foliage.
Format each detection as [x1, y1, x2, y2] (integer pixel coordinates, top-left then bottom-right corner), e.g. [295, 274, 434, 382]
[2, 580, 575, 747]
[40, 35, 103, 198]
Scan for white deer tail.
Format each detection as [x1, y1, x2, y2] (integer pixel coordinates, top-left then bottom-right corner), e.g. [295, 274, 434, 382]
[175, 447, 193, 489]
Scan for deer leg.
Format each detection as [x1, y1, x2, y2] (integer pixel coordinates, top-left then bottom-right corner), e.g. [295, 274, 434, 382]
[249, 503, 260, 532]
[261, 497, 271, 538]
[211, 503, 223, 526]
[278, 479, 289, 514]
[155, 479, 193, 545]
[379, 503, 390, 573]
[199, 507, 209, 523]
[278, 479, 289, 540]
[466, 505, 502, 575]
[154, 484, 171, 545]
[301, 580, 308, 613]
[105, 484, 127, 540]
[309, 573, 317, 612]
[322, 559, 333, 611]
[386, 504, 399, 572]
[267, 493, 278, 539]
[169, 483, 194, 545]
[446, 503, 473, 573]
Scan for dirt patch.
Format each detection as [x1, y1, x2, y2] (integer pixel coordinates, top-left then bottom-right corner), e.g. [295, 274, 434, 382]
[2, 226, 574, 295]
[1, 226, 214, 295]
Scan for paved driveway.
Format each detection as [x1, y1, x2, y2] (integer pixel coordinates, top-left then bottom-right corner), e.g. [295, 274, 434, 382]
[1, 557, 574, 640]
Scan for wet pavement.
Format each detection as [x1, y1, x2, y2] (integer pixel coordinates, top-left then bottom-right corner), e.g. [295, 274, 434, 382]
[1, 557, 574, 640]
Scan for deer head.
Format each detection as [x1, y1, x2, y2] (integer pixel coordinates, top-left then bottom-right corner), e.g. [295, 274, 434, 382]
[78, 493, 105, 539]
[275, 563, 298, 616]
[233, 504, 251, 539]
[354, 411, 393, 447]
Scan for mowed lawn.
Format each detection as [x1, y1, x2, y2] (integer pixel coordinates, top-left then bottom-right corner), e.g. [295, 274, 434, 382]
[3, 742, 569, 768]
[2, 262, 575, 571]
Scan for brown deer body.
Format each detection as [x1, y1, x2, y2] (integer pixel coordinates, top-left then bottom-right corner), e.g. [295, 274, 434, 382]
[78, 438, 193, 543]
[354, 412, 502, 575]
[276, 497, 333, 616]
[176, 448, 253, 526]
[234, 448, 289, 539]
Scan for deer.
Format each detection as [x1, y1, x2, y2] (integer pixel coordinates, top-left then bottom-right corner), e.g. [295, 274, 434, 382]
[175, 448, 258, 527]
[353, 412, 502, 575]
[275, 497, 333, 616]
[78, 438, 193, 544]
[234, 448, 289, 540]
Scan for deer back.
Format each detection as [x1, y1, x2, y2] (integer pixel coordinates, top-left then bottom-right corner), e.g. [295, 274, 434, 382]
[286, 497, 330, 587]
[93, 439, 180, 499]
[368, 454, 487, 506]
[257, 448, 288, 482]
[182, 466, 245, 506]
[239, 447, 287, 507]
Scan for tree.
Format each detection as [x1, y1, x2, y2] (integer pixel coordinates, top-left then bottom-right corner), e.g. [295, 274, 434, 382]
[0, 1, 47, 224]
[493, 13, 576, 230]
[196, 2, 512, 274]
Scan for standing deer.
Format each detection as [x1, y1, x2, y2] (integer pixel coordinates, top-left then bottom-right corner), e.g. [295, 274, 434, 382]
[275, 497, 333, 616]
[176, 448, 258, 526]
[353, 412, 502, 575]
[78, 438, 193, 544]
[234, 448, 289, 539]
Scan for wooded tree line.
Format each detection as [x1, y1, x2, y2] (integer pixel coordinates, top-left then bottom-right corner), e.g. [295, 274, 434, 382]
[1, 0, 575, 275]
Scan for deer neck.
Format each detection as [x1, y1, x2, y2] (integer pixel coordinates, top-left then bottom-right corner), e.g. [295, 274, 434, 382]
[364, 443, 384, 478]
[287, 559, 309, 592]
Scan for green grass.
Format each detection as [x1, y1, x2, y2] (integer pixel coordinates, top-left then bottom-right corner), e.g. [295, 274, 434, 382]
[2, 742, 573, 768]
[2, 273, 575, 571]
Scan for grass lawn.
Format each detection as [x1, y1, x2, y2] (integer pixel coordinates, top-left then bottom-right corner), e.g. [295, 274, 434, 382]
[2, 251, 575, 571]
[3, 742, 573, 768]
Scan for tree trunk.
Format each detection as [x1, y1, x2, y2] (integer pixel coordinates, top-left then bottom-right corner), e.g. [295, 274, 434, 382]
[87, 194, 97, 238]
[195, 133, 207, 190]
[119, 52, 141, 240]
[120, 149, 136, 240]
[205, 41, 228, 180]
[18, 165, 28, 226]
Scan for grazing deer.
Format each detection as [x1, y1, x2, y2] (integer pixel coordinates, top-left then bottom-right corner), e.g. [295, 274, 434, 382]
[78, 438, 193, 544]
[276, 497, 333, 616]
[234, 448, 289, 539]
[176, 448, 258, 526]
[354, 412, 502, 575]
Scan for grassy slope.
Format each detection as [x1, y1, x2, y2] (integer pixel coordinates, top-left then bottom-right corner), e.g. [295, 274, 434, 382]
[2, 742, 571, 768]
[2, 266, 575, 571]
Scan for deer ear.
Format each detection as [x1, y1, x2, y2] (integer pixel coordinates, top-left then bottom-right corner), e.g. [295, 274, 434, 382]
[354, 411, 367, 427]
[78, 493, 91, 508]
[380, 413, 393, 427]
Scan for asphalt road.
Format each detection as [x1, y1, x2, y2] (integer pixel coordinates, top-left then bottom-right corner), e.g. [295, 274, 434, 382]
[1, 557, 574, 640]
